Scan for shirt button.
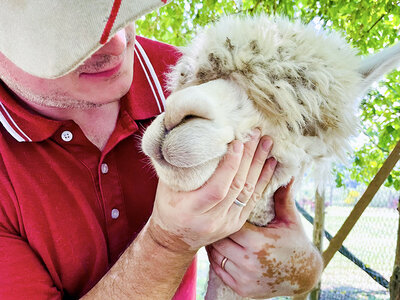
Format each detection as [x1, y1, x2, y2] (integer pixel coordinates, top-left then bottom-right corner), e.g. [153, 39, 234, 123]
[111, 208, 120, 219]
[101, 163, 109, 174]
[61, 131, 73, 142]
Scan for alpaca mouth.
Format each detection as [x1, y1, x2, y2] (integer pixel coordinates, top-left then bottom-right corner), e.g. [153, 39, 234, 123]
[159, 143, 219, 169]
[151, 136, 224, 169]
[142, 112, 230, 170]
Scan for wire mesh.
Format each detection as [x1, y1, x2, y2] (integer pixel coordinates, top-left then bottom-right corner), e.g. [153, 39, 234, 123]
[297, 181, 399, 300]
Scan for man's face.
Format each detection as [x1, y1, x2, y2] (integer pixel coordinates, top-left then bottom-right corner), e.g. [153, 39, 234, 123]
[0, 23, 136, 109]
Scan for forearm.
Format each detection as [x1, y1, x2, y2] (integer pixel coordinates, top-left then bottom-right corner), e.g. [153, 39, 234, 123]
[81, 222, 196, 299]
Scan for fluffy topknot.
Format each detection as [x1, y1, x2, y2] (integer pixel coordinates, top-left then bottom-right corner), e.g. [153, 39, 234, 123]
[167, 15, 361, 152]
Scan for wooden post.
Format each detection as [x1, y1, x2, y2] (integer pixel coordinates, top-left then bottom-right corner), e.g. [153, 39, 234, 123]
[309, 188, 325, 300]
[390, 199, 400, 300]
[292, 188, 325, 300]
[323, 139, 400, 268]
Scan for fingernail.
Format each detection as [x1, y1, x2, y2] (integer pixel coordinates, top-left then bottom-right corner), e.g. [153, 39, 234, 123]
[262, 138, 273, 151]
[250, 128, 261, 140]
[233, 141, 243, 153]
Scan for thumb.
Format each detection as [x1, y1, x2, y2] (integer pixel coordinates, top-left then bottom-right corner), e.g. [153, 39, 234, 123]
[273, 178, 298, 222]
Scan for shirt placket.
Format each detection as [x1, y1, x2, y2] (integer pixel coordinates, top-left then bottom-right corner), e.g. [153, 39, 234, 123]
[98, 150, 130, 264]
[55, 123, 131, 264]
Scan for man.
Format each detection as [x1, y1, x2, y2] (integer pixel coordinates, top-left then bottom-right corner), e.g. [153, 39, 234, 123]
[0, 1, 322, 299]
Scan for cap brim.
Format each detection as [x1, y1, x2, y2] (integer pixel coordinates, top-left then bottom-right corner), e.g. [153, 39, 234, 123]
[0, 0, 170, 79]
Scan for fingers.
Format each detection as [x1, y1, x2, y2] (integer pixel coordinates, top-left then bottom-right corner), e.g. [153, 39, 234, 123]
[272, 179, 302, 225]
[224, 133, 274, 213]
[200, 141, 244, 211]
[239, 156, 277, 220]
[200, 131, 276, 218]
[273, 179, 294, 218]
[229, 129, 262, 202]
[210, 248, 236, 273]
[239, 137, 273, 202]
[206, 245, 238, 289]
[229, 221, 280, 247]
[210, 238, 246, 262]
[218, 129, 262, 211]
[207, 239, 252, 292]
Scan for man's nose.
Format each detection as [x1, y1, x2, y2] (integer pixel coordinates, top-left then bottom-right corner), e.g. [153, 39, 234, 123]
[95, 29, 127, 56]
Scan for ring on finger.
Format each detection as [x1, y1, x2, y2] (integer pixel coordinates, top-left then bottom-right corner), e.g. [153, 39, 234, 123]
[233, 198, 246, 208]
[221, 256, 228, 271]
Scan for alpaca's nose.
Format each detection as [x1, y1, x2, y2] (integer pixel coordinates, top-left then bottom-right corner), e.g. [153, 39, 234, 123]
[163, 86, 216, 131]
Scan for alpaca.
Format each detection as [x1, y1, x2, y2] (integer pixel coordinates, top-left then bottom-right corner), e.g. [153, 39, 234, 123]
[142, 15, 400, 299]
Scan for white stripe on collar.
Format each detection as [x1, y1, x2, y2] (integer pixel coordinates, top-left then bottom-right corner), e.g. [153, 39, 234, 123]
[134, 40, 166, 113]
[134, 47, 163, 113]
[0, 102, 31, 142]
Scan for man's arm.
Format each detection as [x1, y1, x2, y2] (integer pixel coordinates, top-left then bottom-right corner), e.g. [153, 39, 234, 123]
[207, 181, 323, 298]
[82, 222, 196, 299]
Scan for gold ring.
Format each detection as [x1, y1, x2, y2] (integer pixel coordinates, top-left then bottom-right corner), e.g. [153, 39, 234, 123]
[221, 256, 228, 271]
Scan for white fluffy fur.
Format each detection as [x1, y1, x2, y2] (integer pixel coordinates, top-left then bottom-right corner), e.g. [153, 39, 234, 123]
[141, 15, 400, 299]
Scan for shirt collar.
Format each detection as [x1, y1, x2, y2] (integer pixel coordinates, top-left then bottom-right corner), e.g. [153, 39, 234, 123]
[0, 36, 177, 143]
[124, 36, 180, 120]
[0, 81, 61, 142]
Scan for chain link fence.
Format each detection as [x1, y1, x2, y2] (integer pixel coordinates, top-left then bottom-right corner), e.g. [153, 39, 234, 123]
[296, 180, 399, 299]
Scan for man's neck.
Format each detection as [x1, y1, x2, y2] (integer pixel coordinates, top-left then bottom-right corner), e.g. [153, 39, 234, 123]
[69, 102, 121, 151]
[24, 100, 121, 151]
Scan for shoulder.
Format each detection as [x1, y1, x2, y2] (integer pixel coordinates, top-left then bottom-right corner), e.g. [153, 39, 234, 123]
[0, 144, 20, 235]
[135, 36, 182, 73]
[132, 36, 182, 102]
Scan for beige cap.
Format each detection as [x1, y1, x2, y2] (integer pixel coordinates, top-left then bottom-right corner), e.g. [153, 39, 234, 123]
[0, 0, 170, 79]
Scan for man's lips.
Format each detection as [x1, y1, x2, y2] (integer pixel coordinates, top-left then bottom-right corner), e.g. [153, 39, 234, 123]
[79, 61, 123, 78]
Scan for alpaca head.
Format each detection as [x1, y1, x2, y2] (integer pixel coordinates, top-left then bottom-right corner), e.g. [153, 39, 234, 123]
[142, 15, 400, 196]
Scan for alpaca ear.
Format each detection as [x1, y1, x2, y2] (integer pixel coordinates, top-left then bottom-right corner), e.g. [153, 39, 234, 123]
[359, 42, 400, 92]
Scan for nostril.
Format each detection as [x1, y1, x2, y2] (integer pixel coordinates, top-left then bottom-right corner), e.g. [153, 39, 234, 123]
[179, 114, 206, 127]
[164, 110, 211, 131]
[181, 115, 197, 123]
[163, 85, 217, 131]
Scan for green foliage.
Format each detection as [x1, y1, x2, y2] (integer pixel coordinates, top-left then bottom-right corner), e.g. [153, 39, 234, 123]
[136, 1, 238, 46]
[354, 69, 400, 189]
[137, 0, 400, 190]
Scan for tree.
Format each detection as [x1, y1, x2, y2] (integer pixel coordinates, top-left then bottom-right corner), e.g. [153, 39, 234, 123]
[137, 0, 400, 190]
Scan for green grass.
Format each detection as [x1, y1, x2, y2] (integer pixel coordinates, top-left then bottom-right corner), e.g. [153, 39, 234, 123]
[322, 206, 397, 281]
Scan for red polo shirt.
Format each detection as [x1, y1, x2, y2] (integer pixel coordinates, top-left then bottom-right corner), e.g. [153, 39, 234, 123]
[0, 36, 196, 299]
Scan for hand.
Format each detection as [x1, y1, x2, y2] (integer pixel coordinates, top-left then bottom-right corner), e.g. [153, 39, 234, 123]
[207, 180, 323, 298]
[148, 130, 278, 254]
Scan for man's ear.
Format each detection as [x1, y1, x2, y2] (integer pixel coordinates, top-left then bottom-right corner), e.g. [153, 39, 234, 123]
[359, 42, 400, 92]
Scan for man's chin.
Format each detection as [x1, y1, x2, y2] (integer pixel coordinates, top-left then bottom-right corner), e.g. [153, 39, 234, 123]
[79, 73, 133, 106]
